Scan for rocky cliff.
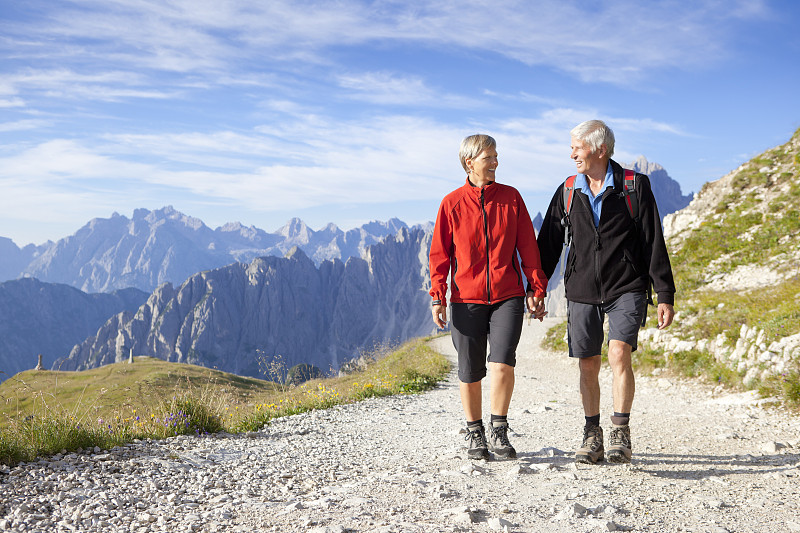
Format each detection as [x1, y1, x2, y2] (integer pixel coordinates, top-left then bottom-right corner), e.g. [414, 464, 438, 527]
[3, 207, 411, 293]
[56, 227, 434, 378]
[0, 278, 148, 380]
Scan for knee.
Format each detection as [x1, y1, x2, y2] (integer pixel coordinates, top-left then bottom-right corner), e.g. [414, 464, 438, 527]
[607, 341, 632, 367]
[490, 362, 515, 378]
[578, 356, 601, 376]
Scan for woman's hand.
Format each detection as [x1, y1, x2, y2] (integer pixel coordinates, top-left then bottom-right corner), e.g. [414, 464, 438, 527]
[432, 304, 448, 329]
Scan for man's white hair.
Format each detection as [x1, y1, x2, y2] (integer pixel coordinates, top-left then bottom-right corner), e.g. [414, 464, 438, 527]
[571, 120, 615, 157]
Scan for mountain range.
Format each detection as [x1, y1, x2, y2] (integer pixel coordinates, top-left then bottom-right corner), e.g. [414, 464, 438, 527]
[55, 228, 433, 379]
[0, 207, 414, 293]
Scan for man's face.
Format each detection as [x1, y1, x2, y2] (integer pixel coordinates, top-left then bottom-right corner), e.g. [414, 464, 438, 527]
[570, 136, 606, 177]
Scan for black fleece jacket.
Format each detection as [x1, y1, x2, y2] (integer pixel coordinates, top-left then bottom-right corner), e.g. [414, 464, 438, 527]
[537, 159, 675, 306]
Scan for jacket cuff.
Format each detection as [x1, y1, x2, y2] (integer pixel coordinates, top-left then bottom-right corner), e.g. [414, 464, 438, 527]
[429, 288, 447, 307]
[656, 292, 674, 306]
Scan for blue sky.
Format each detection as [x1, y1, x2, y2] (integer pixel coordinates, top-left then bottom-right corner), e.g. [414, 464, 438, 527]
[1, 0, 799, 247]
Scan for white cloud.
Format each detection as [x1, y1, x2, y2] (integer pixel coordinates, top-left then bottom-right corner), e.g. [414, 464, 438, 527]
[1, 107, 683, 216]
[336, 71, 478, 108]
[0, 120, 48, 132]
[0, 98, 25, 108]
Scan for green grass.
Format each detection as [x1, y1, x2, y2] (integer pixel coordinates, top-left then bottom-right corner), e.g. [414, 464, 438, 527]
[542, 320, 568, 352]
[0, 337, 450, 466]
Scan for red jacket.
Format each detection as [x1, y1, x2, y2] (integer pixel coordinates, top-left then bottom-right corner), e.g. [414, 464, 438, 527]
[429, 179, 548, 306]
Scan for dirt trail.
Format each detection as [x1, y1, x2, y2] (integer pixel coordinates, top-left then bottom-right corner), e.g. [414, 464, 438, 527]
[3, 317, 799, 533]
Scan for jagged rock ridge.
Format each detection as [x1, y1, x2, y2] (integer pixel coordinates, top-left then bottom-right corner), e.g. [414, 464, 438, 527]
[56, 227, 434, 378]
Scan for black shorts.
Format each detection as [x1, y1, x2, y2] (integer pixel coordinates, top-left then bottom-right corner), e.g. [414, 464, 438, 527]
[567, 292, 647, 358]
[450, 297, 524, 383]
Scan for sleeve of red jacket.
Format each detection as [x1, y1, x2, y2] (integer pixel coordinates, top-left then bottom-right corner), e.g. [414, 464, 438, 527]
[428, 200, 453, 307]
[515, 192, 548, 298]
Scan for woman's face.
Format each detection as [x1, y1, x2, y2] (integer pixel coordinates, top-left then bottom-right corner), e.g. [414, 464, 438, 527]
[466, 147, 498, 185]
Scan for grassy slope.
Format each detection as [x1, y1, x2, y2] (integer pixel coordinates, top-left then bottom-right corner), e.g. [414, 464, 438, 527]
[0, 338, 449, 465]
[0, 357, 271, 422]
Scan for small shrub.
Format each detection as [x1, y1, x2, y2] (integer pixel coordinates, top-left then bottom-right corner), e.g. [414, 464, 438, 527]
[543, 321, 568, 351]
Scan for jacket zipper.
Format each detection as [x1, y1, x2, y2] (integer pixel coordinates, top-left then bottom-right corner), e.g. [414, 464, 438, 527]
[594, 226, 603, 303]
[481, 188, 491, 303]
[581, 192, 605, 304]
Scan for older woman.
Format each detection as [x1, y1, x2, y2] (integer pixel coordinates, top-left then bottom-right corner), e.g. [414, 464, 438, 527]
[429, 134, 548, 460]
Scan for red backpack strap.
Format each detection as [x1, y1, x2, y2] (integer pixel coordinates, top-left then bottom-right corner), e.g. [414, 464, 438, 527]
[561, 175, 577, 246]
[622, 169, 652, 316]
[622, 169, 639, 221]
[563, 175, 577, 218]
[559, 175, 578, 276]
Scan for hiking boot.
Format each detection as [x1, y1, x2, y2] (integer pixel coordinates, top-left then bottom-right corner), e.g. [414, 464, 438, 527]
[606, 424, 632, 463]
[575, 424, 604, 464]
[488, 421, 517, 460]
[464, 424, 489, 460]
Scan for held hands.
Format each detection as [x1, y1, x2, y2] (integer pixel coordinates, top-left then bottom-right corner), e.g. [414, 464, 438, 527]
[432, 304, 448, 329]
[526, 291, 547, 321]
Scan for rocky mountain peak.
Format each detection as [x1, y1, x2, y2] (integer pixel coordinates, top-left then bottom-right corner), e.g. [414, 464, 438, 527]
[278, 217, 310, 240]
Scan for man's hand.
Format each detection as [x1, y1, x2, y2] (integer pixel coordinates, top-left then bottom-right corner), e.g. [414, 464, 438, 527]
[657, 303, 675, 330]
[432, 304, 447, 329]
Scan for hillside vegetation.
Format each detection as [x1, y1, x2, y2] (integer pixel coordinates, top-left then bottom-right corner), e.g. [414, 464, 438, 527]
[546, 127, 800, 408]
[0, 338, 449, 465]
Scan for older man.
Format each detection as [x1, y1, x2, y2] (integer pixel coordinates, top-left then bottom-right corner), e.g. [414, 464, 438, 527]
[537, 120, 675, 464]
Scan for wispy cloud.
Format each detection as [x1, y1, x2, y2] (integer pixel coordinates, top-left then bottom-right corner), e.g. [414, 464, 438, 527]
[0, 119, 49, 132]
[336, 71, 476, 107]
[4, 0, 766, 86]
[0, 0, 786, 246]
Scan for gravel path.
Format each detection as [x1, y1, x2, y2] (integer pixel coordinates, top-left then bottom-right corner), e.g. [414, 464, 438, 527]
[2, 317, 799, 532]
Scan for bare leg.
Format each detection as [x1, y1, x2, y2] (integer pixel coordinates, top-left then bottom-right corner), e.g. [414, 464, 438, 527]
[578, 354, 602, 417]
[460, 380, 482, 422]
[489, 362, 515, 416]
[608, 340, 634, 413]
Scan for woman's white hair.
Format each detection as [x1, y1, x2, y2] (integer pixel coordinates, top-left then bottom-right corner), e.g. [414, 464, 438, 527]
[459, 134, 496, 173]
[570, 120, 615, 157]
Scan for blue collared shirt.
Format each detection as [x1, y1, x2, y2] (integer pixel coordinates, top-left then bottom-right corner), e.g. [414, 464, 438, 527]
[576, 162, 615, 227]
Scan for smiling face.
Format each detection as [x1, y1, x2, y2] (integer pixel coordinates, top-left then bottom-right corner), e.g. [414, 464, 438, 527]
[570, 136, 608, 179]
[466, 147, 498, 186]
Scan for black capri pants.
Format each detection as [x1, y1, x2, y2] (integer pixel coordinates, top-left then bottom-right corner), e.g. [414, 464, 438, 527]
[450, 296, 525, 383]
